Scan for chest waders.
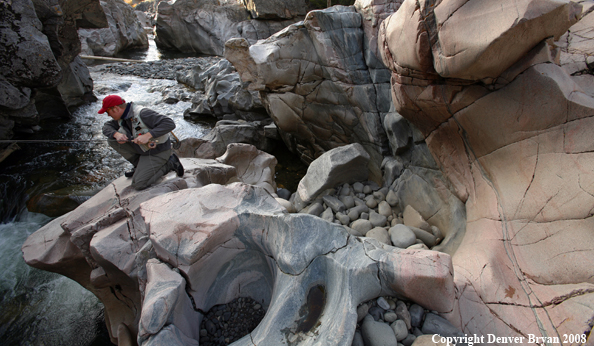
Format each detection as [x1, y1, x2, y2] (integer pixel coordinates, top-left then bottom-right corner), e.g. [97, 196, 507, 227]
[118, 104, 170, 152]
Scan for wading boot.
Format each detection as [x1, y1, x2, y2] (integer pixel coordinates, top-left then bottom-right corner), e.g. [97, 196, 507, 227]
[168, 153, 184, 177]
[125, 168, 135, 178]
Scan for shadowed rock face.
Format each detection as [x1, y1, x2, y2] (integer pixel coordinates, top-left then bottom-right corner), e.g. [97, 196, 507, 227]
[380, 0, 594, 340]
[0, 0, 105, 139]
[22, 144, 455, 345]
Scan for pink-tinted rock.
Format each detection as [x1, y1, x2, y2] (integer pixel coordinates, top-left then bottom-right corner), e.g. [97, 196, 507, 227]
[380, 0, 594, 340]
[23, 163, 455, 345]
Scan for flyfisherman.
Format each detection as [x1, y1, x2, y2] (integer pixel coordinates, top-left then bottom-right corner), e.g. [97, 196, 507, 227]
[99, 95, 184, 190]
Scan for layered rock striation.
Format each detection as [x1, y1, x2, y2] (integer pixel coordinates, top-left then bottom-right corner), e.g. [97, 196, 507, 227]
[379, 0, 594, 340]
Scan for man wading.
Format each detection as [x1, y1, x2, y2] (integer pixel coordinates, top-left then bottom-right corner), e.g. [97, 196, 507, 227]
[99, 95, 184, 190]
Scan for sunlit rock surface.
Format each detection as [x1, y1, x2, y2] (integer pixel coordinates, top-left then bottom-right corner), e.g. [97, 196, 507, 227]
[379, 0, 594, 339]
[225, 3, 404, 182]
[78, 0, 149, 57]
[154, 0, 303, 56]
[22, 143, 455, 345]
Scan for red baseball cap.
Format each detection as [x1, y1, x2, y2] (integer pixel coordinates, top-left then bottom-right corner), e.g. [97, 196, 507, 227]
[98, 95, 126, 114]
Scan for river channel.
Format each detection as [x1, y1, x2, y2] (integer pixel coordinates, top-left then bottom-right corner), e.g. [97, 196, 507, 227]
[0, 46, 213, 345]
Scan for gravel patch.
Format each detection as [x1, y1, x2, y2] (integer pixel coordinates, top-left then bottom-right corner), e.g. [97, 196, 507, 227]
[199, 297, 266, 346]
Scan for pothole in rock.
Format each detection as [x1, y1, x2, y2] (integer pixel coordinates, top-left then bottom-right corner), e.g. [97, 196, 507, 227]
[199, 297, 266, 346]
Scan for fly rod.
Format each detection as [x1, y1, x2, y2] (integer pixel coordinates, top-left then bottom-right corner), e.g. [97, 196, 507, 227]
[0, 139, 127, 143]
[0, 138, 171, 149]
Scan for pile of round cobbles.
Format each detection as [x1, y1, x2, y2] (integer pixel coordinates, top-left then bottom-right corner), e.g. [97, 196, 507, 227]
[90, 56, 222, 80]
[199, 297, 266, 346]
[353, 296, 465, 346]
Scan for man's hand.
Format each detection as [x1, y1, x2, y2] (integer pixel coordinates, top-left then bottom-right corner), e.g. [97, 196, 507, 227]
[133, 132, 153, 145]
[113, 132, 128, 144]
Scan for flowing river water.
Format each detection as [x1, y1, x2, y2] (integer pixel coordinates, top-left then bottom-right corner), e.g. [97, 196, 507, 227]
[0, 36, 308, 344]
[0, 47, 212, 345]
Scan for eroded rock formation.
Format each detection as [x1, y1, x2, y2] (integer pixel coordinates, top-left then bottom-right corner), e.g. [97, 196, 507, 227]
[379, 0, 594, 340]
[225, 3, 402, 182]
[154, 0, 304, 56]
[22, 143, 455, 345]
[0, 0, 105, 140]
[78, 0, 149, 57]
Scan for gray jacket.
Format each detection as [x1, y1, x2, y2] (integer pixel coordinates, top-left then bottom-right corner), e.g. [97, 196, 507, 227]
[102, 103, 175, 155]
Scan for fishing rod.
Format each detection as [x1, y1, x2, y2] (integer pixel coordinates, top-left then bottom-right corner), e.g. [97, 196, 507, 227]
[0, 136, 181, 149]
[0, 139, 127, 143]
[0, 138, 159, 150]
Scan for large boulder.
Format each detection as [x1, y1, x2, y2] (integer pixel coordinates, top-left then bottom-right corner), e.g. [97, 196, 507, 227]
[78, 0, 149, 57]
[293, 143, 371, 210]
[0, 0, 104, 139]
[154, 0, 303, 56]
[24, 169, 455, 345]
[225, 4, 403, 182]
[22, 144, 282, 344]
[176, 120, 277, 160]
[380, 0, 594, 340]
[179, 59, 264, 119]
[241, 0, 308, 19]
